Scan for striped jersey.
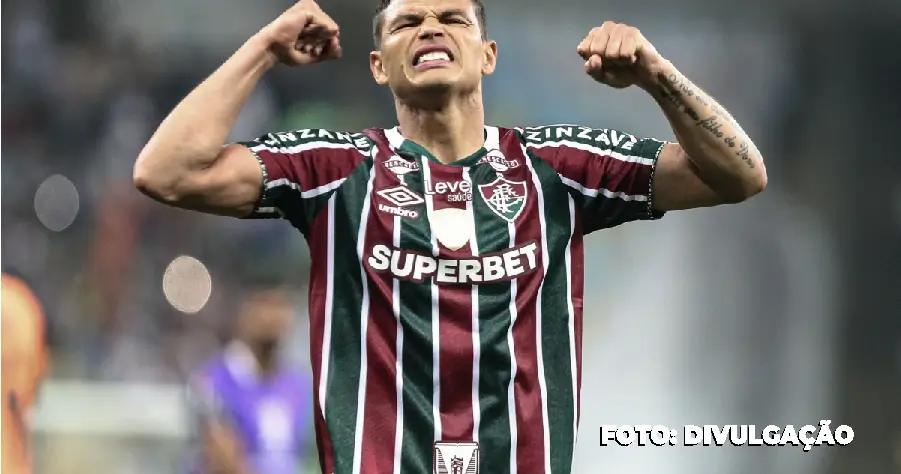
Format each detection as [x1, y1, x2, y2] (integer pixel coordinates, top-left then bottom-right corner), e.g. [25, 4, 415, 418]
[238, 124, 666, 474]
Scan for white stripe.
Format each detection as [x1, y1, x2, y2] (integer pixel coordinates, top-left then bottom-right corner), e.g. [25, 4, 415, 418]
[463, 167, 481, 443]
[392, 177, 405, 474]
[318, 199, 337, 422]
[250, 140, 368, 156]
[565, 196, 579, 450]
[421, 158, 442, 442]
[506, 222, 519, 474]
[525, 139, 655, 166]
[556, 174, 648, 202]
[351, 167, 377, 474]
[385, 127, 406, 150]
[524, 150, 552, 474]
[265, 177, 347, 199]
[484, 126, 500, 150]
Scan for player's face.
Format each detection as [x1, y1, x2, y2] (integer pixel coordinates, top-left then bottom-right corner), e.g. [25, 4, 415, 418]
[237, 290, 293, 347]
[370, 0, 497, 100]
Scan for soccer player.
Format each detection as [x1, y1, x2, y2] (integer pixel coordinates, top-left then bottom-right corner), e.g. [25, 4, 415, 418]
[133, 0, 767, 472]
[186, 283, 313, 474]
[1, 273, 49, 474]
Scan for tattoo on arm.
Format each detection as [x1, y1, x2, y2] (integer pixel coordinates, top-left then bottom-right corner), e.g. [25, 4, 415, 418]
[656, 72, 755, 169]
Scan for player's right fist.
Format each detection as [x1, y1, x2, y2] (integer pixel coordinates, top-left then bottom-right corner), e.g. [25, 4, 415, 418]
[259, 0, 342, 66]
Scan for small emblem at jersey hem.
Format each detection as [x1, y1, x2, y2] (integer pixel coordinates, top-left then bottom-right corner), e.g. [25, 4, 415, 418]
[478, 149, 519, 172]
[478, 176, 527, 223]
[434, 441, 479, 474]
[384, 155, 420, 176]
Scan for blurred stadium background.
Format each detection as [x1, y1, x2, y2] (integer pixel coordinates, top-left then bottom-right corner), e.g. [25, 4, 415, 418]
[3, 0, 900, 472]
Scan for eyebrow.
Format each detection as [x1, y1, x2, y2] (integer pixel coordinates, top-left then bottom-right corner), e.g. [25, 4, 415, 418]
[388, 9, 471, 28]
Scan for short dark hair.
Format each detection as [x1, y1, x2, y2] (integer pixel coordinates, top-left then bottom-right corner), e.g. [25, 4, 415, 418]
[372, 0, 487, 47]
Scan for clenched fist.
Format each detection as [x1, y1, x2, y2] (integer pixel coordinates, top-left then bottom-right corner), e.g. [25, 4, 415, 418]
[259, 0, 342, 66]
[576, 21, 666, 89]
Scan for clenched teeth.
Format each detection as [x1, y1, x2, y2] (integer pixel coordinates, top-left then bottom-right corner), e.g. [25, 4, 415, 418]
[415, 51, 450, 65]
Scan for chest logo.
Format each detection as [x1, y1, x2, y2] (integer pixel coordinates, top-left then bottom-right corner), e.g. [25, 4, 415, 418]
[384, 156, 420, 176]
[478, 177, 528, 223]
[478, 149, 519, 172]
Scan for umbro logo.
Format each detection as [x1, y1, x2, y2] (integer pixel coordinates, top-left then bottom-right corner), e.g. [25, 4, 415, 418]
[376, 185, 424, 219]
[377, 186, 425, 207]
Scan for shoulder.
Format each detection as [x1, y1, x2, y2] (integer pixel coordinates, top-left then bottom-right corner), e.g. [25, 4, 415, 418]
[512, 124, 643, 151]
[242, 128, 376, 157]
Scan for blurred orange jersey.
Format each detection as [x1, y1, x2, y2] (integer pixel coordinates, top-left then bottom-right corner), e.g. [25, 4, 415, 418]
[1, 274, 48, 474]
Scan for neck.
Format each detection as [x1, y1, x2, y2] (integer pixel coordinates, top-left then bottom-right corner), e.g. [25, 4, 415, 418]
[247, 340, 279, 376]
[395, 90, 486, 164]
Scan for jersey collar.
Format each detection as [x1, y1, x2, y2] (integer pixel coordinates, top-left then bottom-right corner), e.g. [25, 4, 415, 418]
[385, 125, 499, 167]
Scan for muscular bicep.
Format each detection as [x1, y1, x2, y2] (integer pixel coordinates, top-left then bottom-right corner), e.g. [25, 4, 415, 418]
[652, 143, 731, 211]
[174, 144, 263, 218]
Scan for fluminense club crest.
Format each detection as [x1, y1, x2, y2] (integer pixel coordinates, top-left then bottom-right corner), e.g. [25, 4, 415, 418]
[434, 441, 479, 474]
[478, 176, 527, 223]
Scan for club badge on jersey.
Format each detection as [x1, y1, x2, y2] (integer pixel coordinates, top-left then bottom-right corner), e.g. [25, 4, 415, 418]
[478, 177, 528, 223]
[434, 441, 479, 474]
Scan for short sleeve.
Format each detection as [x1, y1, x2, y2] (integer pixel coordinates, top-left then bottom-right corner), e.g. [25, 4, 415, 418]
[520, 125, 667, 234]
[236, 129, 372, 232]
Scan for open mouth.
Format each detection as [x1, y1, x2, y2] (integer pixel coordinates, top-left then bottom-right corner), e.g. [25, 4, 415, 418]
[412, 45, 454, 69]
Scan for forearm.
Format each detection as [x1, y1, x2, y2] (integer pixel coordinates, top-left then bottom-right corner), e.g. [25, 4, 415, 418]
[645, 62, 767, 199]
[135, 35, 275, 183]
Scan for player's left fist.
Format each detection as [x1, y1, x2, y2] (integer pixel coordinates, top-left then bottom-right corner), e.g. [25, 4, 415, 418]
[576, 21, 666, 90]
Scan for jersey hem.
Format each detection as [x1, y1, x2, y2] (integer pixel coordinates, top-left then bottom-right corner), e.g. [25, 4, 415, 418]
[645, 141, 666, 221]
[240, 143, 277, 219]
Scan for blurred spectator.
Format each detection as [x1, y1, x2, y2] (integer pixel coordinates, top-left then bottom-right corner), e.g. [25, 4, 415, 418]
[185, 281, 314, 474]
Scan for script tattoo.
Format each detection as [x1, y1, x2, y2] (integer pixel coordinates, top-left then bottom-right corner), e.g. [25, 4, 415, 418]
[737, 141, 754, 168]
[656, 73, 755, 169]
[697, 116, 724, 138]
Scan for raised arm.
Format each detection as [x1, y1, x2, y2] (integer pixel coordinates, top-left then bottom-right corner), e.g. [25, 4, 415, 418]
[133, 0, 342, 217]
[577, 21, 767, 212]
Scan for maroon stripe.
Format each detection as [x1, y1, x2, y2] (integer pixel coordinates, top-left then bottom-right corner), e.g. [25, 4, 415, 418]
[426, 163, 476, 441]
[507, 147, 547, 474]
[529, 144, 653, 198]
[306, 206, 335, 474]
[253, 145, 366, 192]
[359, 145, 400, 474]
[569, 218, 585, 427]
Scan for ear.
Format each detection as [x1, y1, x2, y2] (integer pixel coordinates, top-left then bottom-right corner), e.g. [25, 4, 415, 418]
[369, 50, 389, 85]
[482, 40, 498, 76]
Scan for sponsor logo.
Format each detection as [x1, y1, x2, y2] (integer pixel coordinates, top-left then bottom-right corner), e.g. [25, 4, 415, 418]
[384, 156, 420, 176]
[377, 185, 425, 207]
[376, 185, 424, 219]
[377, 203, 420, 219]
[434, 441, 479, 474]
[521, 126, 638, 150]
[478, 177, 528, 223]
[367, 242, 539, 285]
[478, 149, 519, 172]
[424, 179, 472, 202]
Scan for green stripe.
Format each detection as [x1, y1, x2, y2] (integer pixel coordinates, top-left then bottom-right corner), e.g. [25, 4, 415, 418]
[530, 155, 577, 473]
[396, 167, 437, 473]
[325, 158, 373, 474]
[470, 164, 514, 474]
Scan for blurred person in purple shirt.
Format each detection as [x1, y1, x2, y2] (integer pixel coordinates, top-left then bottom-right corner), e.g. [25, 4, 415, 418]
[186, 281, 313, 474]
